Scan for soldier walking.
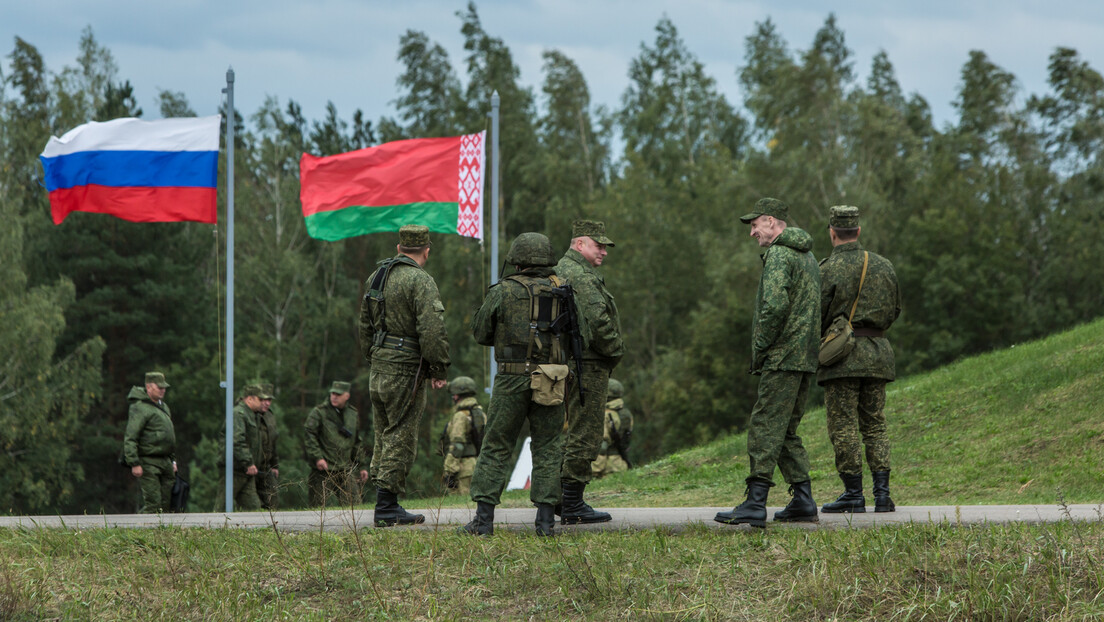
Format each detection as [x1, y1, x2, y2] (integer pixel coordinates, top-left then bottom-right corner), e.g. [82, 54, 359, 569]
[219, 383, 266, 511]
[818, 206, 902, 513]
[122, 372, 177, 513]
[359, 224, 450, 526]
[303, 381, 368, 507]
[716, 198, 821, 527]
[256, 384, 280, 510]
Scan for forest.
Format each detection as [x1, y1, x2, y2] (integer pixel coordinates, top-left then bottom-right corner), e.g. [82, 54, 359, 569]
[3, 4, 1103, 514]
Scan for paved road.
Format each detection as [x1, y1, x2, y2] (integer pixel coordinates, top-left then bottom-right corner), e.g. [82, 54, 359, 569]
[0, 504, 1100, 533]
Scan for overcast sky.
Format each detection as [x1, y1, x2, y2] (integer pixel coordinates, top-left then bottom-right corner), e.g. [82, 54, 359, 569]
[5, 1, 1104, 141]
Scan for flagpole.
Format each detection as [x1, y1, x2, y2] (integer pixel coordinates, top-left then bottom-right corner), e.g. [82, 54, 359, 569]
[488, 91, 500, 392]
[221, 68, 236, 512]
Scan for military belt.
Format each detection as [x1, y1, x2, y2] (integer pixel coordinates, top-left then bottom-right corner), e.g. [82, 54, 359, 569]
[497, 361, 535, 375]
[375, 333, 421, 353]
[853, 328, 885, 338]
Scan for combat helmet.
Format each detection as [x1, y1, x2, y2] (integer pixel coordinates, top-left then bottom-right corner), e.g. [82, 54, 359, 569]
[607, 378, 624, 399]
[506, 232, 556, 267]
[449, 376, 478, 396]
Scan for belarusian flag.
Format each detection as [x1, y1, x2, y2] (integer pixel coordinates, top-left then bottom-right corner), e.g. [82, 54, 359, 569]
[299, 132, 485, 241]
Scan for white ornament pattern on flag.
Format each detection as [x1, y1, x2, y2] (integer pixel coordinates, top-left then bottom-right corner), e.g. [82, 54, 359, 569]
[456, 131, 485, 240]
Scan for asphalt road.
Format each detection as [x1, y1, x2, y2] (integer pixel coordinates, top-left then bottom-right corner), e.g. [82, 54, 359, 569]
[1, 504, 1100, 533]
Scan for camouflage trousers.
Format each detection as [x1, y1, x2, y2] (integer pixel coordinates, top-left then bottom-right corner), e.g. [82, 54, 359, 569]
[136, 456, 174, 514]
[216, 470, 261, 511]
[561, 360, 611, 485]
[369, 366, 427, 496]
[308, 466, 364, 507]
[824, 378, 891, 474]
[591, 453, 628, 479]
[471, 373, 564, 506]
[444, 456, 476, 496]
[258, 469, 279, 510]
[746, 370, 813, 486]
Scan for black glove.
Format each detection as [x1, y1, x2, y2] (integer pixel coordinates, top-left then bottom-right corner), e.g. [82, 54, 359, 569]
[444, 473, 458, 490]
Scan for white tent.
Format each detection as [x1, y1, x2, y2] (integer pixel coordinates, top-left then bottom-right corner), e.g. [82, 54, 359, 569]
[505, 437, 532, 490]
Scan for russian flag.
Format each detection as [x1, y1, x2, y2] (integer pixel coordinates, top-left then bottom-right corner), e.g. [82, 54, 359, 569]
[40, 115, 221, 225]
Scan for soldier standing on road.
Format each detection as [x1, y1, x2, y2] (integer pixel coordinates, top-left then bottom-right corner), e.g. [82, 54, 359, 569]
[220, 383, 266, 511]
[591, 378, 633, 478]
[303, 381, 368, 507]
[122, 372, 177, 513]
[818, 206, 902, 513]
[359, 224, 450, 526]
[256, 384, 280, 510]
[716, 198, 821, 527]
[554, 219, 623, 525]
[462, 232, 572, 536]
[442, 376, 485, 496]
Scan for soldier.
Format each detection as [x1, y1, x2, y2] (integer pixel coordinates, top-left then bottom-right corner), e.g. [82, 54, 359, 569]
[303, 381, 369, 507]
[219, 383, 265, 511]
[716, 198, 821, 527]
[818, 205, 902, 513]
[462, 232, 572, 536]
[442, 376, 485, 496]
[122, 371, 177, 513]
[256, 384, 280, 510]
[359, 224, 450, 526]
[554, 219, 623, 525]
[591, 378, 633, 478]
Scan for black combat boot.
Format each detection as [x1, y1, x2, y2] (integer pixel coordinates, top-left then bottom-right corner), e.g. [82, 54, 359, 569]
[459, 501, 495, 535]
[821, 473, 865, 513]
[534, 503, 556, 537]
[373, 488, 426, 526]
[872, 471, 895, 513]
[773, 480, 818, 522]
[714, 478, 771, 527]
[560, 480, 612, 524]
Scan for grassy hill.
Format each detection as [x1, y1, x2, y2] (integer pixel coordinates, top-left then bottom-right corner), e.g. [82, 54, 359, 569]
[494, 315, 1104, 509]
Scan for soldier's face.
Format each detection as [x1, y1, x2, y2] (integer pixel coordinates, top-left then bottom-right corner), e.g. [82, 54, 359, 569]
[145, 383, 166, 401]
[749, 215, 779, 247]
[577, 237, 608, 267]
[244, 395, 264, 411]
[330, 392, 350, 408]
[260, 398, 272, 412]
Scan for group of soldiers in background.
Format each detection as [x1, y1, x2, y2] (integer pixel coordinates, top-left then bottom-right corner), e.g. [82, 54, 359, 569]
[123, 201, 898, 531]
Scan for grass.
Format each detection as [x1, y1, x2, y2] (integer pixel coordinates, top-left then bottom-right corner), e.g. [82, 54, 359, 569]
[3, 318, 1104, 619]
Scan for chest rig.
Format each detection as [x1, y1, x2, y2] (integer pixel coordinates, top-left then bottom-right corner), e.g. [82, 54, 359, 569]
[364, 255, 422, 353]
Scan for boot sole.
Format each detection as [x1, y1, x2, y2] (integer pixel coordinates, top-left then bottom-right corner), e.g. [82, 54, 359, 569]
[560, 515, 613, 525]
[713, 516, 766, 527]
[374, 516, 426, 527]
[821, 507, 866, 513]
[774, 515, 819, 523]
[875, 506, 895, 513]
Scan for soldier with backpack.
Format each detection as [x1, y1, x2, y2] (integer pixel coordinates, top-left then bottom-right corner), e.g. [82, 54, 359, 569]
[440, 376, 486, 495]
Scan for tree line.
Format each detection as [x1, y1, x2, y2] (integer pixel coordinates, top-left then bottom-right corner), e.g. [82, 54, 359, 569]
[3, 4, 1103, 514]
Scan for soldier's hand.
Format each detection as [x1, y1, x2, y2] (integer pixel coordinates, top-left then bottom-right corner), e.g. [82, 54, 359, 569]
[316, 459, 329, 471]
[271, 468, 279, 478]
[358, 470, 369, 483]
[131, 465, 143, 478]
[444, 473, 458, 489]
[246, 465, 258, 476]
[431, 378, 448, 390]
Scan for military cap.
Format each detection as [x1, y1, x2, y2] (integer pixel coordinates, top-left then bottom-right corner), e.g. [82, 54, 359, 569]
[261, 383, 275, 400]
[242, 383, 265, 398]
[571, 219, 615, 247]
[398, 224, 430, 247]
[739, 197, 790, 224]
[330, 381, 351, 395]
[829, 205, 860, 229]
[145, 371, 170, 388]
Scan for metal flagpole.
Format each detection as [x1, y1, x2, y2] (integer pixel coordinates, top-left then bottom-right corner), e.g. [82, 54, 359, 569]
[221, 68, 236, 512]
[488, 91, 500, 392]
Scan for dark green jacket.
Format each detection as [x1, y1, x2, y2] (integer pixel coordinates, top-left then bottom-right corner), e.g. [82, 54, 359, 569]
[358, 255, 451, 379]
[257, 408, 279, 471]
[817, 241, 901, 384]
[303, 401, 363, 469]
[752, 226, 821, 373]
[223, 402, 262, 473]
[554, 249, 623, 367]
[122, 386, 175, 466]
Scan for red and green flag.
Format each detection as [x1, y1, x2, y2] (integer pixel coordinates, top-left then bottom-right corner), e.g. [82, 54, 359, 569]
[299, 132, 485, 241]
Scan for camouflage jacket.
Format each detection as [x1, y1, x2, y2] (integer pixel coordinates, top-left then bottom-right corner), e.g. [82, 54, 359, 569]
[554, 249, 623, 367]
[223, 401, 262, 473]
[257, 408, 279, 471]
[443, 397, 483, 474]
[601, 398, 633, 455]
[472, 267, 567, 366]
[817, 241, 901, 384]
[358, 254, 451, 379]
[303, 401, 363, 469]
[751, 226, 821, 373]
[122, 386, 176, 466]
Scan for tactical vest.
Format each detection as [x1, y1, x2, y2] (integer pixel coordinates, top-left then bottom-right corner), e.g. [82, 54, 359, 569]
[494, 274, 567, 367]
[363, 255, 423, 354]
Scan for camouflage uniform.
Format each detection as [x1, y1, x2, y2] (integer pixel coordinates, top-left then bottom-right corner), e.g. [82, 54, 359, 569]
[256, 384, 280, 510]
[303, 381, 366, 507]
[122, 373, 176, 513]
[219, 388, 264, 511]
[443, 392, 484, 496]
[554, 224, 623, 487]
[591, 381, 633, 477]
[359, 225, 450, 500]
[819, 206, 901, 477]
